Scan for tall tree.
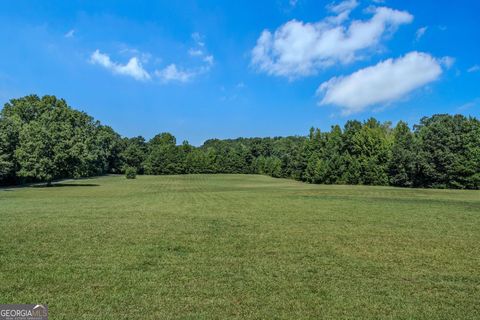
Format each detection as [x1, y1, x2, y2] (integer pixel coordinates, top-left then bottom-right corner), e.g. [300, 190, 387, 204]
[415, 114, 480, 189]
[121, 136, 147, 173]
[389, 121, 416, 187]
[322, 125, 345, 184]
[0, 117, 17, 184]
[144, 133, 182, 175]
[351, 119, 391, 185]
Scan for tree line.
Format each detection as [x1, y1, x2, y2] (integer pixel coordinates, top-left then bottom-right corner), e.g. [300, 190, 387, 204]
[1, 95, 479, 189]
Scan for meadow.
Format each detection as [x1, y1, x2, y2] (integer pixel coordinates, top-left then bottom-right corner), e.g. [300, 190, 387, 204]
[0, 174, 479, 319]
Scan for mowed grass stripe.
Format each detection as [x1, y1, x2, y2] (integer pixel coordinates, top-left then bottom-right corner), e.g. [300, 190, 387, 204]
[0, 174, 479, 319]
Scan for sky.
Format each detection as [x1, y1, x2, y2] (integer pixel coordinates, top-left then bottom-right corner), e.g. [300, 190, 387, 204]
[0, 0, 479, 145]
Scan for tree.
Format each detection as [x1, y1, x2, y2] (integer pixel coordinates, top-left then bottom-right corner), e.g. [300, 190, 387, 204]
[342, 120, 362, 184]
[264, 156, 282, 178]
[350, 119, 391, 185]
[305, 154, 326, 184]
[121, 136, 147, 173]
[389, 121, 416, 187]
[96, 125, 124, 174]
[14, 97, 95, 184]
[322, 125, 345, 184]
[415, 114, 480, 189]
[144, 133, 182, 175]
[1, 93, 479, 190]
[2, 95, 113, 185]
[0, 118, 16, 184]
[125, 167, 137, 179]
[0, 152, 12, 183]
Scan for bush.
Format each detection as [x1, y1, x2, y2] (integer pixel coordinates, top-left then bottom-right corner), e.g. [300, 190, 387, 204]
[125, 167, 137, 179]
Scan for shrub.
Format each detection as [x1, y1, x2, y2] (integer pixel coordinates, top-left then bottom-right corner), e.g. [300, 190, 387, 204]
[125, 167, 137, 179]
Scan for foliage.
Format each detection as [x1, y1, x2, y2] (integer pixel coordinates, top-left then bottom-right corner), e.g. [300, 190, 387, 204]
[1, 94, 479, 189]
[389, 121, 416, 187]
[0, 95, 120, 185]
[125, 166, 137, 179]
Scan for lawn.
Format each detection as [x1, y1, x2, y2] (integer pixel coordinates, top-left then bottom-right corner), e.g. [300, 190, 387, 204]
[0, 174, 479, 319]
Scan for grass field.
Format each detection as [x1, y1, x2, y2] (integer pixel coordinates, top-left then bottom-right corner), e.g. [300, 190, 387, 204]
[1, 174, 479, 319]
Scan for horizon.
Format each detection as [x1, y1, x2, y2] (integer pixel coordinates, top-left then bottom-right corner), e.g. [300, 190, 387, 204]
[1, 0, 479, 145]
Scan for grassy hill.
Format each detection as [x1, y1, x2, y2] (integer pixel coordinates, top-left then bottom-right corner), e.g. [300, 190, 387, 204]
[1, 175, 479, 319]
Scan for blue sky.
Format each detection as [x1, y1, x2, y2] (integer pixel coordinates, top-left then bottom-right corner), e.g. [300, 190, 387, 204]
[0, 0, 479, 145]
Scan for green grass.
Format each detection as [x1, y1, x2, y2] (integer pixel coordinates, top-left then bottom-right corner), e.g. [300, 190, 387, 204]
[1, 174, 479, 319]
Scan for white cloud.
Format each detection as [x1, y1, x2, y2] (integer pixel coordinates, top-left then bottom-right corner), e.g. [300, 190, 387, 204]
[188, 48, 204, 56]
[203, 55, 214, 66]
[251, 4, 413, 78]
[317, 51, 443, 115]
[326, 0, 359, 24]
[468, 65, 480, 73]
[154, 59, 213, 83]
[91, 33, 214, 84]
[440, 56, 455, 69]
[65, 29, 75, 38]
[154, 41, 214, 83]
[415, 26, 427, 41]
[327, 0, 358, 23]
[328, 0, 358, 13]
[90, 50, 151, 81]
[191, 32, 205, 47]
[189, 32, 215, 65]
[155, 64, 195, 83]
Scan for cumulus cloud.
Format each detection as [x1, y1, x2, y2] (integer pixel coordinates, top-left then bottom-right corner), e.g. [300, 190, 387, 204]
[155, 64, 195, 83]
[251, 2, 413, 78]
[155, 60, 213, 84]
[327, 0, 358, 23]
[328, 0, 358, 13]
[171, 33, 215, 81]
[188, 32, 215, 66]
[415, 26, 427, 41]
[317, 51, 443, 115]
[91, 33, 214, 83]
[90, 50, 151, 81]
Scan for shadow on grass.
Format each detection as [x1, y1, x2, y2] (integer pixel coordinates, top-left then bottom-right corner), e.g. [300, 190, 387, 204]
[32, 183, 99, 188]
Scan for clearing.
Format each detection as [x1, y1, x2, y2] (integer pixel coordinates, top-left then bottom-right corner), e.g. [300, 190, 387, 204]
[0, 175, 479, 319]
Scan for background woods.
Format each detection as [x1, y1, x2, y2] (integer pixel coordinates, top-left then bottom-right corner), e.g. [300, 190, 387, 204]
[1, 95, 479, 189]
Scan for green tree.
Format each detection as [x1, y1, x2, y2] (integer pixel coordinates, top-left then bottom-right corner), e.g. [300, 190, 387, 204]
[144, 133, 182, 175]
[322, 125, 345, 184]
[121, 136, 147, 173]
[0, 118, 16, 183]
[350, 119, 391, 185]
[415, 115, 480, 189]
[389, 121, 416, 187]
[304, 154, 326, 184]
[2, 95, 112, 185]
[96, 125, 124, 174]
